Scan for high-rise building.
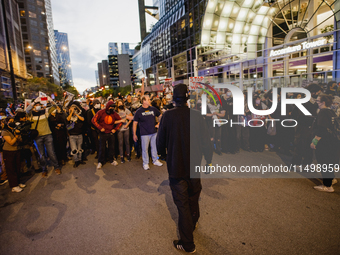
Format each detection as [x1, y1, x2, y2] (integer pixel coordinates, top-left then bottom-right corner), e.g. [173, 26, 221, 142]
[139, 0, 340, 89]
[108, 42, 118, 55]
[108, 53, 133, 88]
[97, 60, 109, 87]
[0, 0, 27, 99]
[95, 70, 99, 86]
[54, 30, 73, 86]
[17, 0, 60, 85]
[121, 43, 130, 54]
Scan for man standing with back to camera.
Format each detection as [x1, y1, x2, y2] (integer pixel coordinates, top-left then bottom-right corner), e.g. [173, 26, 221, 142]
[157, 84, 213, 253]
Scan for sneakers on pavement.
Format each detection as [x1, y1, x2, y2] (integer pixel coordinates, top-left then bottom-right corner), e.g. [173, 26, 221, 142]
[0, 180, 8, 185]
[173, 240, 196, 253]
[12, 186, 23, 193]
[127, 155, 131, 162]
[153, 160, 163, 166]
[96, 163, 102, 170]
[143, 164, 150, 170]
[19, 184, 26, 188]
[55, 169, 61, 175]
[332, 179, 338, 185]
[111, 160, 118, 166]
[314, 185, 334, 193]
[121, 157, 125, 164]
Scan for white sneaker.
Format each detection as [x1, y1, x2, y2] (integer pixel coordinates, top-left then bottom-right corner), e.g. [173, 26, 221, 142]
[96, 163, 102, 169]
[332, 179, 338, 185]
[314, 185, 334, 193]
[12, 186, 23, 193]
[111, 160, 118, 166]
[19, 184, 26, 188]
[143, 164, 150, 170]
[153, 160, 163, 167]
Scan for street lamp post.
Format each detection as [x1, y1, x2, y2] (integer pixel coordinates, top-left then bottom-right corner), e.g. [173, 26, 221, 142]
[1, 0, 18, 105]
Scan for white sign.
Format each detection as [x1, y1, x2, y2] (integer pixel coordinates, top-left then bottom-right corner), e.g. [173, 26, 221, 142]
[270, 39, 326, 57]
[189, 77, 205, 90]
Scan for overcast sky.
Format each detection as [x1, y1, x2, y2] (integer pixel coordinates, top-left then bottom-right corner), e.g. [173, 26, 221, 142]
[51, 0, 156, 93]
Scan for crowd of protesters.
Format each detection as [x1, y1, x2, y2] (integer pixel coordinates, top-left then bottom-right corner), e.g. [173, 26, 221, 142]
[0, 81, 339, 194]
[190, 81, 339, 193]
[0, 86, 174, 193]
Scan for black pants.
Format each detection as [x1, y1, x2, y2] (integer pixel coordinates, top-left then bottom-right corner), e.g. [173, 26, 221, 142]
[292, 129, 313, 165]
[53, 133, 68, 163]
[90, 129, 99, 153]
[170, 178, 202, 251]
[98, 133, 115, 164]
[315, 141, 337, 187]
[3, 150, 21, 188]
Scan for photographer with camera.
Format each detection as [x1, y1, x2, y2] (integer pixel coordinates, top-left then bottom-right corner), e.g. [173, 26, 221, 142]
[67, 101, 85, 168]
[27, 101, 61, 177]
[2, 117, 26, 192]
[14, 111, 40, 174]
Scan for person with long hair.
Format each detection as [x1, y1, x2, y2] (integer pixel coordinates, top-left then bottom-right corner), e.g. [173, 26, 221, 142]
[115, 100, 133, 163]
[310, 94, 338, 192]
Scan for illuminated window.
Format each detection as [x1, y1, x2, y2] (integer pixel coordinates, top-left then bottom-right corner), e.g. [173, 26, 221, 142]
[29, 11, 36, 18]
[20, 11, 25, 17]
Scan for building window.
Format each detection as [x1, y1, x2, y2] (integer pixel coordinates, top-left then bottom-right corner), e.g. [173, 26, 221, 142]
[29, 11, 37, 18]
[20, 11, 25, 17]
[33, 50, 41, 56]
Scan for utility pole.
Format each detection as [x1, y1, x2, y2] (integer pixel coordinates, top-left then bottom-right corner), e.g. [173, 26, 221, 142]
[1, 0, 18, 105]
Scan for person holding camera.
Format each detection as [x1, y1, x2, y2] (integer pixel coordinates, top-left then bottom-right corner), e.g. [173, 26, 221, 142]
[27, 101, 61, 177]
[2, 117, 26, 192]
[67, 102, 85, 168]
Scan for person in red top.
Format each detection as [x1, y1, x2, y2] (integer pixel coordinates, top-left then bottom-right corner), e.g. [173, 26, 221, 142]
[92, 101, 122, 169]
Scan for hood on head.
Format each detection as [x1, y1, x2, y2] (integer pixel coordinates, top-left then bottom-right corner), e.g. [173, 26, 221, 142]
[93, 99, 100, 105]
[105, 100, 115, 110]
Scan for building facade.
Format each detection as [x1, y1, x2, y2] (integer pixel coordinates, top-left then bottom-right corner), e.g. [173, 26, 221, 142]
[108, 53, 133, 88]
[17, 0, 60, 85]
[139, 0, 339, 90]
[54, 30, 73, 86]
[109, 42, 119, 55]
[97, 60, 110, 87]
[0, 0, 27, 99]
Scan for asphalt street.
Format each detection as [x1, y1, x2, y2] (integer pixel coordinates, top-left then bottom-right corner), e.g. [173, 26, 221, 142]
[0, 150, 339, 255]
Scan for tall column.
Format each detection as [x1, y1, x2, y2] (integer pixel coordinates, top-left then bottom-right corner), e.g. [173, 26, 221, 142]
[307, 0, 317, 81]
[138, 0, 147, 41]
[239, 62, 243, 91]
[264, 24, 273, 90]
[334, 1, 340, 83]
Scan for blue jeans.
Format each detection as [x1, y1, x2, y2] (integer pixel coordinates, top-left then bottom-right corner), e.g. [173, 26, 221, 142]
[141, 133, 158, 165]
[35, 134, 59, 172]
[69, 134, 83, 162]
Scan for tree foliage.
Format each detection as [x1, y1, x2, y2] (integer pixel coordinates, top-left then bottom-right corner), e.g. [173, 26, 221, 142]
[26, 77, 63, 100]
[63, 82, 80, 99]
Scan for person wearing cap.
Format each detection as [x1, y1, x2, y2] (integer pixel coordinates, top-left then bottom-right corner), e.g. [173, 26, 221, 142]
[27, 101, 61, 176]
[133, 95, 163, 170]
[157, 84, 213, 253]
[2, 117, 27, 192]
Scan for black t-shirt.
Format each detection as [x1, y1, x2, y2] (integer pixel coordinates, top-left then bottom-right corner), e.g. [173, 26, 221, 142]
[133, 106, 161, 136]
[68, 111, 85, 135]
